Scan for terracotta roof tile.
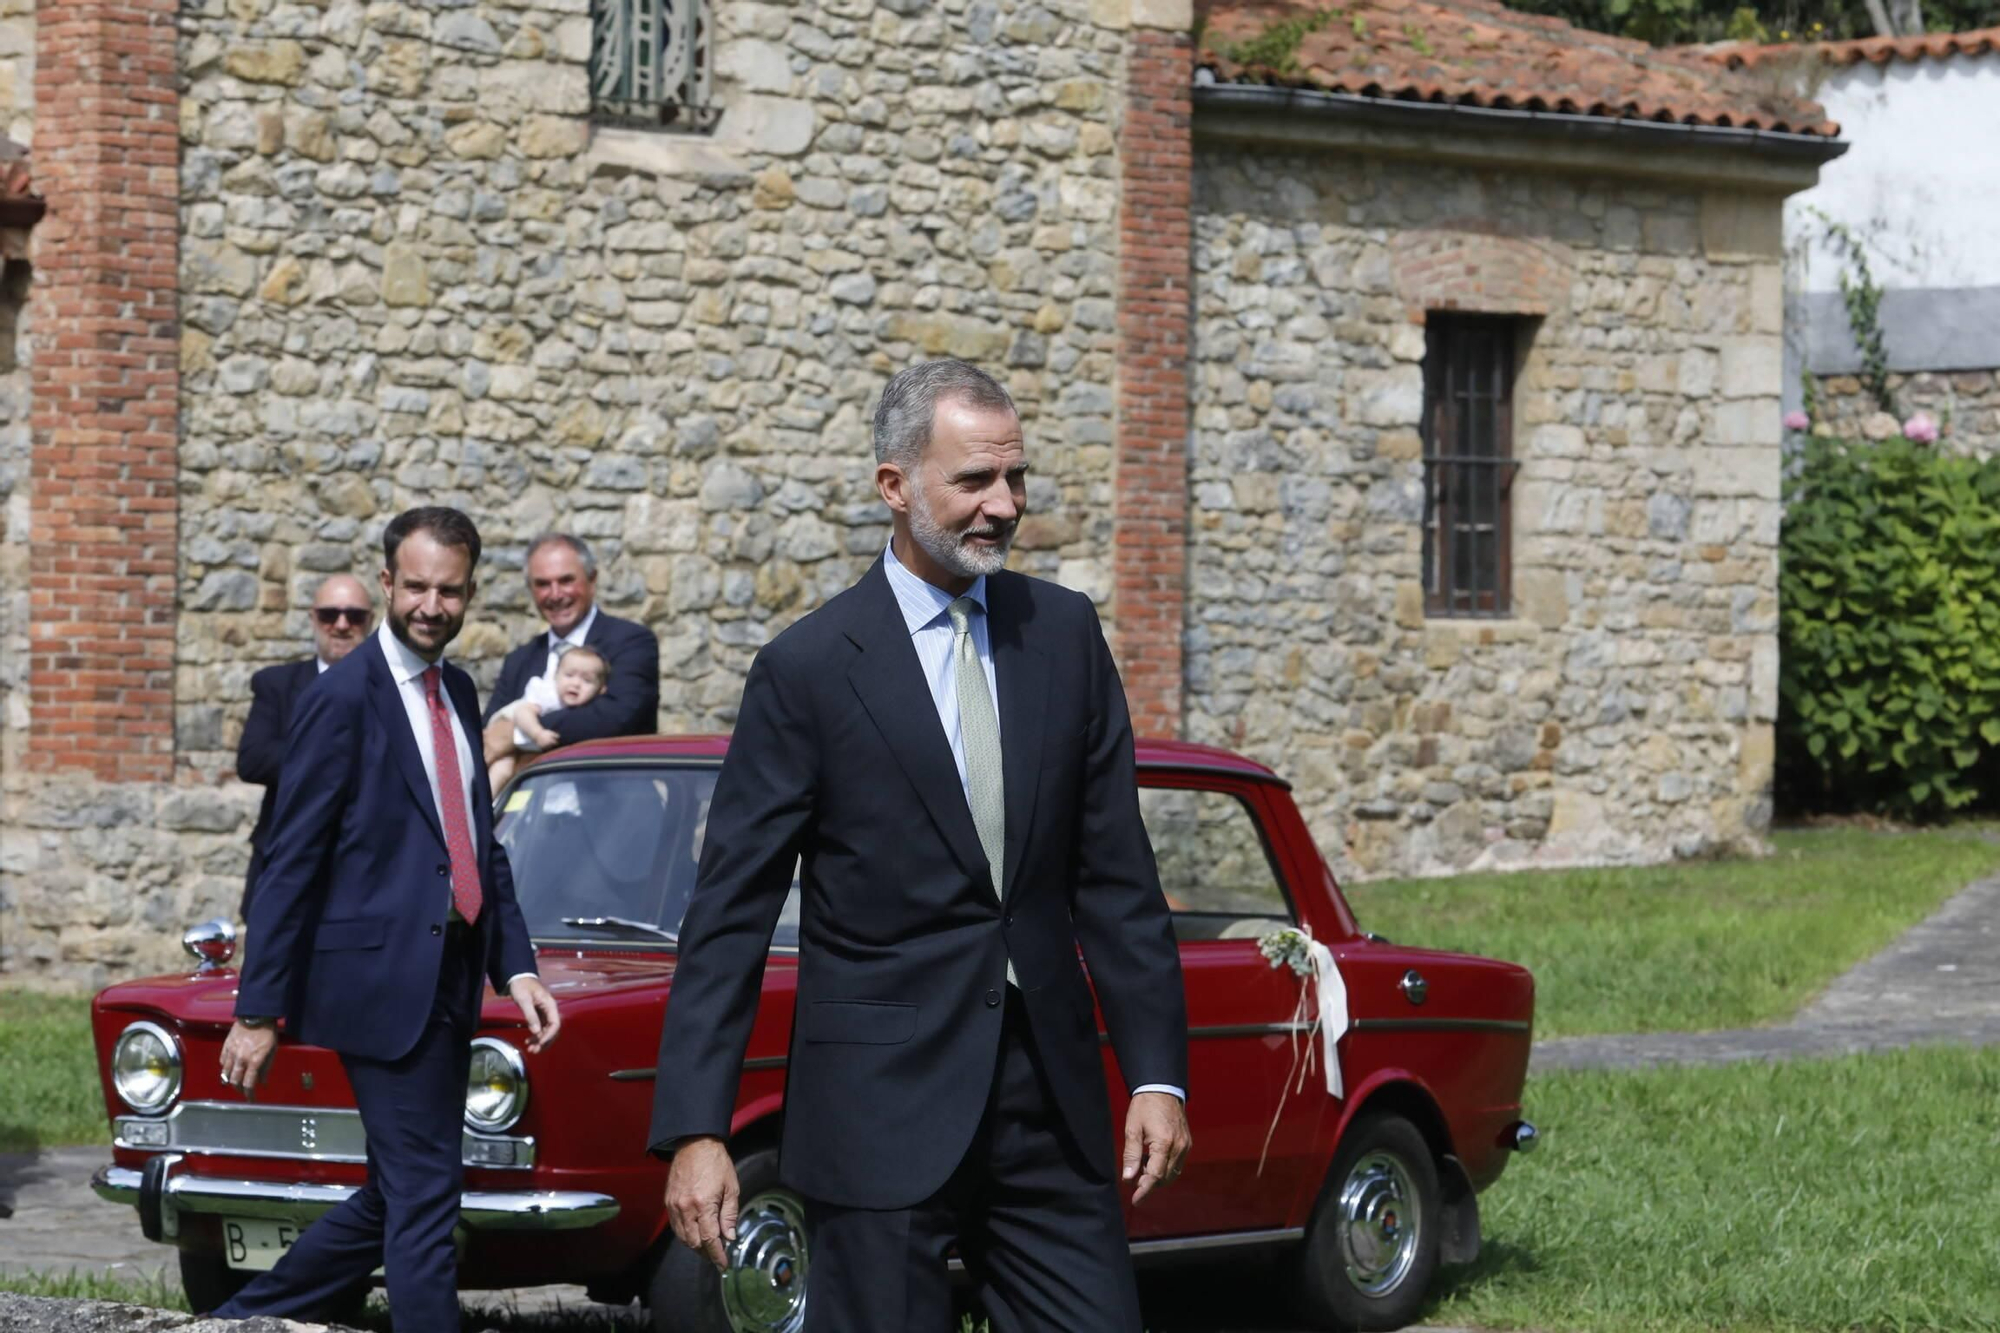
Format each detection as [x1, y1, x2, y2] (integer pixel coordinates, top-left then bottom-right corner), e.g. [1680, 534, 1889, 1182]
[1198, 0, 1839, 136]
[1702, 24, 2000, 71]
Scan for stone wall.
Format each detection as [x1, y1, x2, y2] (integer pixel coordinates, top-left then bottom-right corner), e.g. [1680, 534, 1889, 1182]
[2, 0, 1169, 983]
[1808, 368, 2000, 454]
[1186, 146, 1783, 880]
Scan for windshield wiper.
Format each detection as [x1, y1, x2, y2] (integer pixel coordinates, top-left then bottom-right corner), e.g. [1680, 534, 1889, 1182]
[559, 915, 678, 943]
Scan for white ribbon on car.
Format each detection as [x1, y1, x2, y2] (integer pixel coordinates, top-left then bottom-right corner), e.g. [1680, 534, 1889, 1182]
[1256, 924, 1349, 1175]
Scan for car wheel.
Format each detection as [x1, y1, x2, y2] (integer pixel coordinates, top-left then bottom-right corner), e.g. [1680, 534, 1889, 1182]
[649, 1146, 810, 1333]
[176, 1249, 252, 1316]
[1292, 1112, 1441, 1331]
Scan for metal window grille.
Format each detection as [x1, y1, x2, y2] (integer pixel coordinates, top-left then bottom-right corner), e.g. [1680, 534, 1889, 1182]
[590, 0, 718, 131]
[1421, 315, 1522, 618]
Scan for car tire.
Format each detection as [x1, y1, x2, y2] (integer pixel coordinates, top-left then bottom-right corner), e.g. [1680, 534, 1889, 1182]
[176, 1250, 371, 1327]
[176, 1249, 252, 1316]
[1291, 1111, 1442, 1331]
[649, 1146, 810, 1333]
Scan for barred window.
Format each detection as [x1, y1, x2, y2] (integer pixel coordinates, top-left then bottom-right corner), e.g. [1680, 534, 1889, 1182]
[590, 0, 717, 131]
[1422, 314, 1524, 618]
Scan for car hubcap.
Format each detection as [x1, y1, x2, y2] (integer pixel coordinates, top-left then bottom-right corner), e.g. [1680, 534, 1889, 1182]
[1337, 1150, 1422, 1297]
[721, 1188, 809, 1333]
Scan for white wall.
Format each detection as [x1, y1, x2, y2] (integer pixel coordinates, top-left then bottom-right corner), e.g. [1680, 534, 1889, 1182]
[1783, 50, 2000, 375]
[1788, 51, 2000, 293]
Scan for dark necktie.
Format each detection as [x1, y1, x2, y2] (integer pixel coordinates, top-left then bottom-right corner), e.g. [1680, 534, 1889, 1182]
[423, 665, 484, 925]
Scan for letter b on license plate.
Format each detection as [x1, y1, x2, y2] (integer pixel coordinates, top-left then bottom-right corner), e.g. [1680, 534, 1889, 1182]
[223, 1217, 300, 1271]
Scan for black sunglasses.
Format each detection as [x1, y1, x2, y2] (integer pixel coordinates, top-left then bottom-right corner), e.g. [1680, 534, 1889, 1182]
[313, 606, 371, 626]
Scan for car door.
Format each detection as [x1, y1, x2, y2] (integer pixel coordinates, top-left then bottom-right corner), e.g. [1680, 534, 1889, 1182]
[1112, 771, 1330, 1239]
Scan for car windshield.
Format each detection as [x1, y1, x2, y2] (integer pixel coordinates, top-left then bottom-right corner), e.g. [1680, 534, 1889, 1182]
[495, 763, 800, 948]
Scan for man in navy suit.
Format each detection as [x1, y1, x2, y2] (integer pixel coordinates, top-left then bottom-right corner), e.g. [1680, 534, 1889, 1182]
[481, 532, 658, 755]
[653, 360, 1191, 1332]
[215, 507, 561, 1329]
[236, 573, 374, 918]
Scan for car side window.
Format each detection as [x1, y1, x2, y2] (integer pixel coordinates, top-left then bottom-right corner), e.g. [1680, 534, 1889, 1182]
[1138, 786, 1296, 940]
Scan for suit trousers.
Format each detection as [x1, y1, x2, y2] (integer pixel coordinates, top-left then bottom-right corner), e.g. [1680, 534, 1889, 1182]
[803, 989, 1141, 1333]
[215, 923, 480, 1331]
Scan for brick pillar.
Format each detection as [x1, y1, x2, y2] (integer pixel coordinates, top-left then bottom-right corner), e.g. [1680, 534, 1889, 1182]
[1113, 21, 1193, 739]
[29, 0, 180, 780]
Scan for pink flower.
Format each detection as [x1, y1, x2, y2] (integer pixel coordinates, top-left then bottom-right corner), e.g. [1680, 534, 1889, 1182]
[1903, 412, 1940, 443]
[1783, 410, 1811, 432]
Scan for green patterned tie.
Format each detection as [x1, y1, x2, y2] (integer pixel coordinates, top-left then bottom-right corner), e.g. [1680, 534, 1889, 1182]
[949, 597, 1015, 986]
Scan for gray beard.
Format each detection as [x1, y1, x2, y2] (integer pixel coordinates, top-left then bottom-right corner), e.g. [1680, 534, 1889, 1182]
[910, 484, 1013, 580]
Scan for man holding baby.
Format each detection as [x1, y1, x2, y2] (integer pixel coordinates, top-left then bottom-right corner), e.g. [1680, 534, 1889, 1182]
[482, 533, 661, 775]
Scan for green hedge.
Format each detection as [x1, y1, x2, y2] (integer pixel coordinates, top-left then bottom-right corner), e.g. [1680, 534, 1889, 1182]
[1779, 435, 2000, 817]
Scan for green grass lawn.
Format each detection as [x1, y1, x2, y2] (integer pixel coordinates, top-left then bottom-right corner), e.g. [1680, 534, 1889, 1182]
[1345, 826, 2000, 1039]
[0, 989, 108, 1152]
[1426, 1044, 2000, 1332]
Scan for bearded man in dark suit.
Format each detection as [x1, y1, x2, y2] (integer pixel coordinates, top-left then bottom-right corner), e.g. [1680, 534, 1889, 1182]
[651, 360, 1192, 1332]
[214, 507, 560, 1328]
[236, 573, 373, 918]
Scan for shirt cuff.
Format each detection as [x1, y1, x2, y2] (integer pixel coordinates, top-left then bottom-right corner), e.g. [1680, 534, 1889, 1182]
[1132, 1083, 1185, 1102]
[502, 972, 538, 990]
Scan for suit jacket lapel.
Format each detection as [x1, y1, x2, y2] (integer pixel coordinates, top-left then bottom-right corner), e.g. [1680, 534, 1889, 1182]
[845, 562, 991, 885]
[365, 644, 447, 849]
[989, 573, 1046, 900]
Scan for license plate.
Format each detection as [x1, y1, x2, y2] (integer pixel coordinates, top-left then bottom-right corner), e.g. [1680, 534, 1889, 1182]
[222, 1216, 303, 1271]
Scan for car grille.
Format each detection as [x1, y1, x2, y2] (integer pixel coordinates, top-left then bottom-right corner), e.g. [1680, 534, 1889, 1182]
[114, 1101, 534, 1169]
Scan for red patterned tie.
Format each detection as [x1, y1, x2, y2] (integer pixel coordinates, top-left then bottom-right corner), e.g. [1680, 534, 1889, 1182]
[422, 666, 484, 925]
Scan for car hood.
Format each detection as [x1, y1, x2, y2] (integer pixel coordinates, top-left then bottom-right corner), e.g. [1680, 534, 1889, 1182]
[94, 950, 699, 1028]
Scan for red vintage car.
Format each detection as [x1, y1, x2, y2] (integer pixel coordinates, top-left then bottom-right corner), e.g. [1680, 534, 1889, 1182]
[89, 736, 1535, 1332]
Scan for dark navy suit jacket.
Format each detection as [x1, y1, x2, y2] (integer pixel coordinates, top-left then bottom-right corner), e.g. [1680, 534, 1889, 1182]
[649, 560, 1188, 1209]
[236, 634, 538, 1060]
[481, 610, 659, 744]
[237, 657, 318, 911]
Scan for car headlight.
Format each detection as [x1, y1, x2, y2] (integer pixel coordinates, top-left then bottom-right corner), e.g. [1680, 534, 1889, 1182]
[111, 1020, 182, 1115]
[465, 1037, 528, 1133]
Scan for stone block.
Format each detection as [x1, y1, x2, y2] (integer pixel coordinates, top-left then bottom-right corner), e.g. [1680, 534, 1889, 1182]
[1710, 401, 1779, 448]
[381, 245, 430, 307]
[1717, 337, 1780, 400]
[223, 40, 306, 85]
[1700, 190, 1782, 261]
[1132, 0, 1193, 28]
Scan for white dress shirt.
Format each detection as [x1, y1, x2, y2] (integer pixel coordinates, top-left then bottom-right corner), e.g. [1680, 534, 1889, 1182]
[542, 604, 599, 681]
[378, 622, 478, 831]
[881, 546, 1183, 1103]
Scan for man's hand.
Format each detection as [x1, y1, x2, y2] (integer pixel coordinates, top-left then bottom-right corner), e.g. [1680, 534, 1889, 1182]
[665, 1137, 740, 1272]
[1122, 1090, 1191, 1205]
[219, 1022, 280, 1098]
[482, 714, 518, 766]
[508, 975, 561, 1054]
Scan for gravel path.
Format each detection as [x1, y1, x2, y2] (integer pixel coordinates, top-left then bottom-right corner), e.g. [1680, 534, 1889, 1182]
[1531, 868, 2000, 1073]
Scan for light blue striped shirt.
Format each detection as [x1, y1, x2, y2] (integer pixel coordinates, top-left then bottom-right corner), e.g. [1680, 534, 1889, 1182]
[881, 544, 1184, 1103]
[882, 541, 999, 802]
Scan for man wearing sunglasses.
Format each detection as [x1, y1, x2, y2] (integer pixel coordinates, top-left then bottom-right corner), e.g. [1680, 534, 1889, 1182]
[236, 574, 374, 917]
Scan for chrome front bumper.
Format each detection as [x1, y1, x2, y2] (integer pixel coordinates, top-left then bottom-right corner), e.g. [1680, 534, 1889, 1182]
[93, 1157, 619, 1241]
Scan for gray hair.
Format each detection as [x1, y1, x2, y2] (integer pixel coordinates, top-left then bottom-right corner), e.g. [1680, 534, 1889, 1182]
[525, 531, 597, 578]
[871, 359, 1017, 471]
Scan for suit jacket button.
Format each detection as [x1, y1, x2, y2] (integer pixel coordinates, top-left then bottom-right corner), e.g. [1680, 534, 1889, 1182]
[430, 924, 442, 936]
[985, 989, 1001, 1008]
[436, 864, 449, 876]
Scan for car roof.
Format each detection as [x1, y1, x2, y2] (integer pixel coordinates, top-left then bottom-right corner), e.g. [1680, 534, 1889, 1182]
[523, 733, 1286, 785]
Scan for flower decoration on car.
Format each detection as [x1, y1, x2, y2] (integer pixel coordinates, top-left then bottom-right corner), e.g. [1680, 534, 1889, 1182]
[1254, 924, 1350, 1173]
